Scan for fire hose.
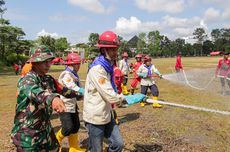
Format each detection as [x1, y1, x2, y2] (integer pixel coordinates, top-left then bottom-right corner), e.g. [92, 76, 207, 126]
[147, 99, 230, 116]
[182, 69, 216, 90]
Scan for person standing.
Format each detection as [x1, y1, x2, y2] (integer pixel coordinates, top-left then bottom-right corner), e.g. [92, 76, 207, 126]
[83, 31, 125, 152]
[137, 55, 162, 108]
[11, 45, 82, 151]
[130, 54, 143, 95]
[175, 52, 183, 73]
[56, 53, 86, 152]
[215, 52, 230, 95]
[13, 63, 19, 75]
[119, 52, 130, 95]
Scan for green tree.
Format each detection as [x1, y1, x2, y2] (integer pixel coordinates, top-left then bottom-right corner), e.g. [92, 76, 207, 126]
[184, 43, 193, 56]
[0, 22, 26, 59]
[193, 28, 207, 56]
[147, 31, 162, 56]
[0, 0, 7, 19]
[160, 35, 171, 57]
[55, 37, 69, 53]
[88, 33, 99, 47]
[211, 29, 221, 42]
[37, 35, 56, 52]
[202, 40, 214, 55]
[137, 32, 146, 54]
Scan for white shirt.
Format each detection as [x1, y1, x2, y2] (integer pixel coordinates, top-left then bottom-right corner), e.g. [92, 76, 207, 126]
[137, 64, 161, 86]
[119, 59, 130, 75]
[83, 64, 124, 125]
[58, 70, 80, 113]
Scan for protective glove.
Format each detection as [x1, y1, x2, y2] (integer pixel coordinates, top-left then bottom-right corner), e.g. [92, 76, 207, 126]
[138, 73, 147, 78]
[159, 74, 163, 79]
[78, 88, 85, 95]
[124, 93, 146, 105]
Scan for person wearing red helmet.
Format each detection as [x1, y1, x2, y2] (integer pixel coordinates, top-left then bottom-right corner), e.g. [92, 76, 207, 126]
[137, 55, 162, 108]
[130, 54, 143, 95]
[114, 62, 123, 94]
[215, 51, 230, 95]
[119, 52, 130, 95]
[84, 31, 125, 152]
[56, 52, 86, 152]
[112, 62, 124, 124]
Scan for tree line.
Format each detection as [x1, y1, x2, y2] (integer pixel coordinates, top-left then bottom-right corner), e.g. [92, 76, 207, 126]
[0, 0, 230, 65]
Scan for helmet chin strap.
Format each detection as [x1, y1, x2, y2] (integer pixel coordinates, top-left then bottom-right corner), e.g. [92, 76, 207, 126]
[105, 51, 112, 60]
[105, 51, 116, 65]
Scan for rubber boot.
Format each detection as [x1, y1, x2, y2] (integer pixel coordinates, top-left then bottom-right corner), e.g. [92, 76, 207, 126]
[121, 83, 129, 95]
[152, 96, 162, 108]
[56, 129, 65, 152]
[140, 101, 145, 107]
[68, 133, 86, 152]
[130, 88, 135, 95]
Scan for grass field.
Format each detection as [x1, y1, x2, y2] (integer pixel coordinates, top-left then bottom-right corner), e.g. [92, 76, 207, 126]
[1, 56, 230, 151]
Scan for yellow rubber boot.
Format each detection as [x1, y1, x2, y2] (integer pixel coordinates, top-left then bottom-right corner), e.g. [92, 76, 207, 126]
[68, 133, 86, 152]
[56, 129, 65, 152]
[140, 101, 145, 107]
[123, 85, 129, 95]
[152, 96, 162, 108]
[121, 83, 129, 95]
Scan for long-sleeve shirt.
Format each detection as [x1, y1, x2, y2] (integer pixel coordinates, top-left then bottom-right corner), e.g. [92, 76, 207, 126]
[119, 59, 130, 75]
[83, 65, 124, 125]
[11, 70, 80, 149]
[175, 55, 183, 70]
[114, 66, 123, 94]
[132, 61, 142, 78]
[137, 64, 161, 86]
[58, 70, 81, 113]
[215, 59, 230, 77]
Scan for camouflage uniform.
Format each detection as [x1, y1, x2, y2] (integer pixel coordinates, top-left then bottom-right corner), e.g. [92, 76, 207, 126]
[11, 45, 81, 151]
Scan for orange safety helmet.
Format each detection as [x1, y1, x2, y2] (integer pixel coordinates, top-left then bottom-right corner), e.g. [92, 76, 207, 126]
[65, 53, 81, 65]
[135, 54, 142, 58]
[95, 31, 119, 48]
[144, 55, 152, 63]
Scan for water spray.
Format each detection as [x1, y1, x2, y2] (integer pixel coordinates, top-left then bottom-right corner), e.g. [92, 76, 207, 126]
[181, 69, 216, 90]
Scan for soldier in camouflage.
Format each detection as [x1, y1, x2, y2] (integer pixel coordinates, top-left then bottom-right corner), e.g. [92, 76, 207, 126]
[11, 45, 82, 152]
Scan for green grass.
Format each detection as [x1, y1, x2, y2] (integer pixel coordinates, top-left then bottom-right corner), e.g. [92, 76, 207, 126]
[1, 56, 230, 151]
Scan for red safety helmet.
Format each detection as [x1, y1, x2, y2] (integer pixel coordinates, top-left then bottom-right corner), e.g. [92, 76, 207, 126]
[95, 31, 119, 48]
[135, 54, 142, 58]
[65, 53, 81, 65]
[144, 55, 151, 63]
[122, 52, 128, 57]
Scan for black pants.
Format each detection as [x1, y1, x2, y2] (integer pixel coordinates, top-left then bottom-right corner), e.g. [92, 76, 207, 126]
[59, 112, 80, 136]
[123, 75, 128, 85]
[220, 77, 230, 88]
[141, 84, 159, 97]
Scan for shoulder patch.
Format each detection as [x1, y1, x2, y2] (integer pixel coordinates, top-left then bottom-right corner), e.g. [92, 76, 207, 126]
[99, 77, 106, 85]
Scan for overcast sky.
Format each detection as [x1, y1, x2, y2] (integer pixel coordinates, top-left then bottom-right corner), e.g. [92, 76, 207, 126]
[4, 0, 230, 44]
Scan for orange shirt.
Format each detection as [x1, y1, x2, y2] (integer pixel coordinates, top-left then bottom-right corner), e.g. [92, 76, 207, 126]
[20, 62, 32, 77]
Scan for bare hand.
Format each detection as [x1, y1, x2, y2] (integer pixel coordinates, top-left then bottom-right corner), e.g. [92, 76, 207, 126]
[52, 97, 66, 113]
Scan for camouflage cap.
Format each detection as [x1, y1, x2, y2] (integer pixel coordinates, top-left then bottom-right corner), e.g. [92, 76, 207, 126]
[27, 45, 55, 62]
